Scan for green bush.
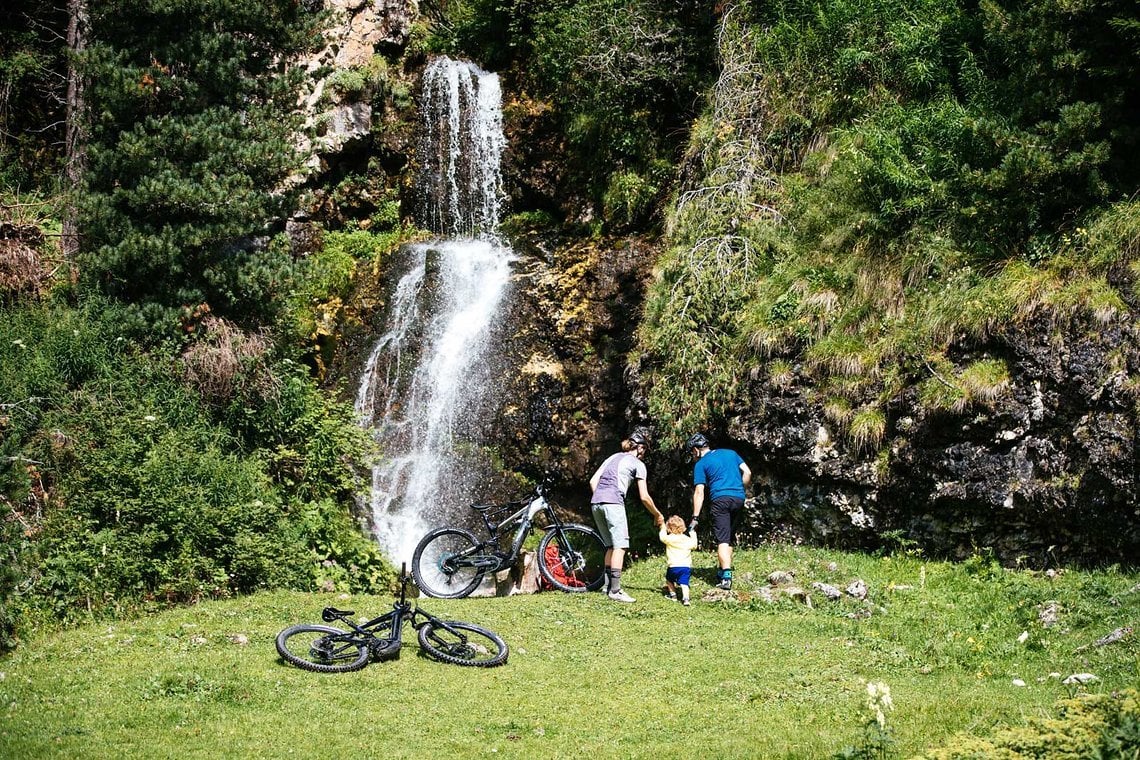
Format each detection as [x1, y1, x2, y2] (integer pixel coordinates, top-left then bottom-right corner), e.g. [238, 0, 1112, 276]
[917, 689, 1140, 759]
[0, 297, 388, 636]
[324, 67, 368, 101]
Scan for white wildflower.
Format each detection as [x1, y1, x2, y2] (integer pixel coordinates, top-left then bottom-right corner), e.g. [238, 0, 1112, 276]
[865, 681, 894, 728]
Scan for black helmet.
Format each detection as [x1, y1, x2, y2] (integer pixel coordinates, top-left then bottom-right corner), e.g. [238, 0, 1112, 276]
[628, 431, 651, 448]
[686, 433, 709, 450]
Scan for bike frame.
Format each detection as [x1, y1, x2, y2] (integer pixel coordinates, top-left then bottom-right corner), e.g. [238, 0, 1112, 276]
[459, 489, 561, 573]
[323, 574, 467, 648]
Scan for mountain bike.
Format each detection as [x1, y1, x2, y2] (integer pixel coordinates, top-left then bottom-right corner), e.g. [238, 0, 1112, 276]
[411, 482, 607, 598]
[275, 564, 508, 672]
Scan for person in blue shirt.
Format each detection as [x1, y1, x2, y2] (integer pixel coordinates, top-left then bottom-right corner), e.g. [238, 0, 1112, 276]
[686, 432, 751, 590]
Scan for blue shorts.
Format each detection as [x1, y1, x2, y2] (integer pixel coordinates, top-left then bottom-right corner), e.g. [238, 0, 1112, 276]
[665, 567, 692, 585]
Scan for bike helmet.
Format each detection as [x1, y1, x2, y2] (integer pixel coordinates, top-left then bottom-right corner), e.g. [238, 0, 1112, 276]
[628, 430, 651, 448]
[685, 432, 709, 450]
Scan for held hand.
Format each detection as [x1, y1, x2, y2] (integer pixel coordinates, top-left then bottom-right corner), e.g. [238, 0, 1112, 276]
[654, 513, 665, 527]
[688, 518, 698, 533]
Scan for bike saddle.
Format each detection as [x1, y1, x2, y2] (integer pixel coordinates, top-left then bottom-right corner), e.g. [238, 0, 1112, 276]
[321, 607, 354, 622]
[469, 502, 499, 512]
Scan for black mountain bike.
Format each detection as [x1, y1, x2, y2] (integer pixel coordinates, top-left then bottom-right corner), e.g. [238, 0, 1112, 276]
[275, 565, 508, 672]
[411, 482, 607, 599]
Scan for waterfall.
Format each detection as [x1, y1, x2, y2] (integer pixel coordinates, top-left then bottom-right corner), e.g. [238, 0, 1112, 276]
[417, 56, 506, 238]
[355, 56, 513, 564]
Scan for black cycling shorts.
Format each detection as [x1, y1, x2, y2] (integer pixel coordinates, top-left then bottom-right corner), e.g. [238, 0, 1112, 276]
[709, 496, 744, 546]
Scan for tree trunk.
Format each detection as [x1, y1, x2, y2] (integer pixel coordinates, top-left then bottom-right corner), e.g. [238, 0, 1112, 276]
[62, 0, 88, 266]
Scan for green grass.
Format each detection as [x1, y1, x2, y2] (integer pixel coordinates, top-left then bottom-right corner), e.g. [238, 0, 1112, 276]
[2, 544, 1138, 759]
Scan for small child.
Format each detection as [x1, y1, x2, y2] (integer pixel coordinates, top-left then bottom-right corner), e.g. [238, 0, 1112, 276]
[659, 515, 698, 606]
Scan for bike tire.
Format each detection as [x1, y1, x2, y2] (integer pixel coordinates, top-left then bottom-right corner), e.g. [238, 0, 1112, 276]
[537, 523, 607, 592]
[411, 527, 486, 599]
[275, 624, 370, 673]
[417, 620, 508, 667]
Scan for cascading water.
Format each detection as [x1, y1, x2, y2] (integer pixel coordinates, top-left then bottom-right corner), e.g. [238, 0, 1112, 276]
[355, 56, 513, 564]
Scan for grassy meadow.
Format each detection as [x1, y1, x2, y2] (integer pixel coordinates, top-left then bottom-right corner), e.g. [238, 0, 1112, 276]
[1, 543, 1138, 759]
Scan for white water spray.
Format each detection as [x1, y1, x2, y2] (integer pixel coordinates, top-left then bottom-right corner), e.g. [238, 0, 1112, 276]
[355, 57, 512, 564]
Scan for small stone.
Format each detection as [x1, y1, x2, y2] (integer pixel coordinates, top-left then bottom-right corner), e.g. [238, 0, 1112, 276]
[228, 634, 249, 646]
[783, 586, 812, 607]
[811, 582, 842, 601]
[1062, 673, 1098, 685]
[190, 635, 207, 645]
[1017, 631, 1029, 644]
[1011, 679, 1026, 687]
[846, 579, 868, 600]
[767, 570, 796, 586]
[1038, 601, 1061, 627]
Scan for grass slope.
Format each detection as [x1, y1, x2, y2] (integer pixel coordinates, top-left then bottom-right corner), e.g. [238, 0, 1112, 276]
[1, 544, 1137, 759]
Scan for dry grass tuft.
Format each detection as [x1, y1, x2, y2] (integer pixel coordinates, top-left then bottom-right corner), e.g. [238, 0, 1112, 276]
[0, 222, 50, 301]
[180, 316, 279, 403]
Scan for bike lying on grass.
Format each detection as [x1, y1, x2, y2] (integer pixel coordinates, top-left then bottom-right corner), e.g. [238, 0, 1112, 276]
[275, 565, 508, 672]
[411, 482, 607, 599]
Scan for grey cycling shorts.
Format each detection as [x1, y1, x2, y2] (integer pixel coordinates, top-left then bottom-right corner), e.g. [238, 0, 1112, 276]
[591, 502, 629, 549]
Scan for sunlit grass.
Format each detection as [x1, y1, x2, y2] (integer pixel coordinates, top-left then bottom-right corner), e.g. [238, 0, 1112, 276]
[2, 545, 1137, 759]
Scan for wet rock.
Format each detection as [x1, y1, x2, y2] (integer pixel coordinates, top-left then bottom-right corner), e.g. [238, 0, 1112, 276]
[722, 315, 1140, 567]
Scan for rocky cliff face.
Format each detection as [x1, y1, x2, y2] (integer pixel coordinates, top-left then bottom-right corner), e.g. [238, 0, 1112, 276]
[724, 316, 1139, 567]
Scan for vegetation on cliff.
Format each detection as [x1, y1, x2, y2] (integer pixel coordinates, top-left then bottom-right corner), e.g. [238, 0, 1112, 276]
[635, 0, 1140, 444]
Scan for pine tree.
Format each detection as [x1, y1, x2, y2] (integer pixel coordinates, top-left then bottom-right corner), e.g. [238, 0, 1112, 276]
[77, 0, 321, 333]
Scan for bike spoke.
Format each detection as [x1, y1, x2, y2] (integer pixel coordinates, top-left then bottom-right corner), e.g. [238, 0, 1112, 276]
[412, 528, 485, 598]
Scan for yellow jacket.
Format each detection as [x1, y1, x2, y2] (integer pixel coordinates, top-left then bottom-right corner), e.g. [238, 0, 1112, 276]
[659, 527, 697, 568]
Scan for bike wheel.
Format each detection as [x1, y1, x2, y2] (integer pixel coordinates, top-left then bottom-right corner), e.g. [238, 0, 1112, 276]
[537, 524, 607, 592]
[275, 624, 370, 673]
[411, 527, 486, 599]
[417, 620, 508, 667]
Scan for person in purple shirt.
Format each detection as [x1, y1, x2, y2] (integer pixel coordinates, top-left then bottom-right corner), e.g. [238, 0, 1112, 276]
[686, 433, 751, 590]
[590, 430, 664, 603]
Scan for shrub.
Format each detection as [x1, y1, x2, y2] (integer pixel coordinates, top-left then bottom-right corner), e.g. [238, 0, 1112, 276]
[917, 689, 1140, 759]
[849, 407, 887, 452]
[1, 297, 386, 636]
[324, 67, 368, 102]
